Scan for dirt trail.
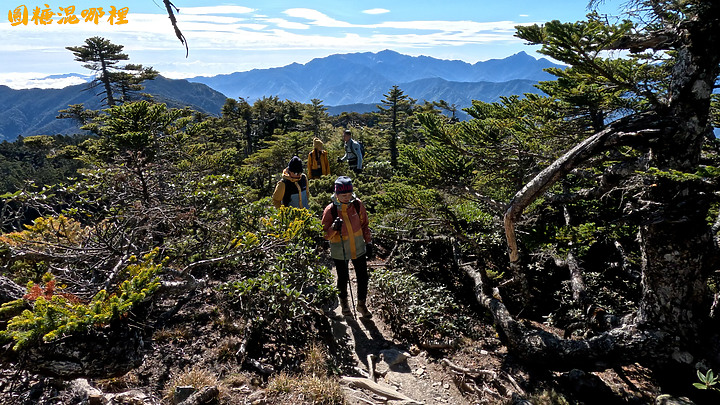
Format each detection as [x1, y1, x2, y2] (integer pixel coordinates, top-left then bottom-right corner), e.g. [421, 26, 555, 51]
[332, 264, 471, 405]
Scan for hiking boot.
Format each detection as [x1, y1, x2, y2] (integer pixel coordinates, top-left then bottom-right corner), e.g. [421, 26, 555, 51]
[356, 300, 372, 318]
[340, 297, 353, 317]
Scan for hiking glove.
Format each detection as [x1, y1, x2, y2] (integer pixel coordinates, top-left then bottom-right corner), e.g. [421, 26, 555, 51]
[365, 243, 374, 258]
[332, 217, 343, 231]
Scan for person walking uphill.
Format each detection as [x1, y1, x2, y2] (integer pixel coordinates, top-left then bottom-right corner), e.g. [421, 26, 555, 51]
[322, 176, 374, 318]
[337, 129, 363, 174]
[307, 137, 330, 179]
[272, 156, 310, 209]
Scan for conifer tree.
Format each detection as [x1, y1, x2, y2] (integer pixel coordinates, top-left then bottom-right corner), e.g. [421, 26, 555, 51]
[487, 1, 718, 370]
[66, 37, 157, 107]
[111, 64, 159, 103]
[302, 99, 329, 138]
[222, 97, 254, 157]
[378, 86, 415, 167]
[66, 37, 128, 107]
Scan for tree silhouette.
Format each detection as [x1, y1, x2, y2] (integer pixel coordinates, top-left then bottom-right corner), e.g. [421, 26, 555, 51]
[66, 37, 128, 107]
[66, 37, 157, 106]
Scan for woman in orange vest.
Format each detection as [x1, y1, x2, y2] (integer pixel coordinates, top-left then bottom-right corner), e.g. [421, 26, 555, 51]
[322, 176, 373, 318]
[307, 137, 330, 179]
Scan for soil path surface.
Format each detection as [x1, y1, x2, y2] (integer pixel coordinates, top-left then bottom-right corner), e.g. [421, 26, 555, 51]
[332, 263, 472, 405]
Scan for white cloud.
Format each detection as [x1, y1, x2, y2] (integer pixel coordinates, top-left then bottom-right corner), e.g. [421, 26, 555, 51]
[259, 18, 310, 30]
[177, 15, 246, 24]
[363, 9, 390, 15]
[375, 20, 519, 33]
[0, 72, 89, 89]
[0, 4, 540, 86]
[235, 23, 269, 31]
[282, 8, 352, 27]
[178, 6, 255, 15]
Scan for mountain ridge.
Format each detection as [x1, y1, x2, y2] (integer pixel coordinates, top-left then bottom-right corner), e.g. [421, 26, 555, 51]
[1, 50, 561, 141]
[0, 77, 228, 141]
[187, 49, 561, 106]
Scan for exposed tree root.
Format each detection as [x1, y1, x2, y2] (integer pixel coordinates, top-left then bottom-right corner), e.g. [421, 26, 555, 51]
[462, 264, 672, 371]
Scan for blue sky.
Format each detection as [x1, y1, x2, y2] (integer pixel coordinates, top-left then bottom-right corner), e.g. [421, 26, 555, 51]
[1, 1, 624, 89]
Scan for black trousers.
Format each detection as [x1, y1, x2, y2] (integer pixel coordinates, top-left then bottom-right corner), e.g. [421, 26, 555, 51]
[334, 255, 369, 302]
[348, 159, 362, 174]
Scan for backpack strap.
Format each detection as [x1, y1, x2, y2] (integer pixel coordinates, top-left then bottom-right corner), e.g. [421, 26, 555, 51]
[281, 178, 295, 206]
[331, 200, 362, 220]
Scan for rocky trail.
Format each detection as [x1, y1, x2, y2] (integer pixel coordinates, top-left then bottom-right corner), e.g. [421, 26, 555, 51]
[330, 293, 468, 405]
[332, 261, 502, 405]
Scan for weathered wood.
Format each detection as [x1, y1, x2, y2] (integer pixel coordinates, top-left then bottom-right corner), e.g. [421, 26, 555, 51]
[341, 376, 422, 404]
[367, 354, 376, 382]
[496, 1, 720, 371]
[566, 252, 587, 307]
[176, 386, 219, 405]
[0, 275, 25, 304]
[504, 113, 662, 263]
[440, 358, 497, 379]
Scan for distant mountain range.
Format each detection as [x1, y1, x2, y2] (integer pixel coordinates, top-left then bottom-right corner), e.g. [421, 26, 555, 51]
[0, 77, 228, 141]
[188, 49, 562, 107]
[0, 50, 562, 141]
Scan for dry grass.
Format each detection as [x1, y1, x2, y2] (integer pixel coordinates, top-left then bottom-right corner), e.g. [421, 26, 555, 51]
[302, 342, 330, 377]
[152, 326, 191, 343]
[162, 366, 223, 404]
[267, 373, 345, 405]
[266, 343, 346, 405]
[528, 388, 571, 405]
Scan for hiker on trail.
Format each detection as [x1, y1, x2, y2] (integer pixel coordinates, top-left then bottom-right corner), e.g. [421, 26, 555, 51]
[337, 129, 363, 174]
[307, 137, 330, 179]
[272, 156, 310, 209]
[322, 176, 374, 318]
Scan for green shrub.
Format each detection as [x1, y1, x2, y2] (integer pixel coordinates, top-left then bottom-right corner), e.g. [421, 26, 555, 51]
[370, 267, 469, 343]
[217, 207, 336, 370]
[0, 250, 162, 350]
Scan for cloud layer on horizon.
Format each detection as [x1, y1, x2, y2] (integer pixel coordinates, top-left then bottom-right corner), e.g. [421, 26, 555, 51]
[1, 4, 538, 88]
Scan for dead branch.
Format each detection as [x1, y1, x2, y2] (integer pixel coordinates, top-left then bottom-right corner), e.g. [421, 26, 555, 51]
[154, 274, 204, 328]
[180, 240, 282, 275]
[341, 376, 422, 404]
[566, 252, 588, 307]
[500, 370, 526, 396]
[0, 276, 25, 303]
[367, 354, 376, 382]
[504, 113, 663, 263]
[440, 358, 497, 379]
[235, 319, 254, 363]
[711, 292, 720, 319]
[162, 0, 188, 57]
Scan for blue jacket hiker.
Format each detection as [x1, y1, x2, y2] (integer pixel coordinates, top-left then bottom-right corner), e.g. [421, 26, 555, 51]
[322, 176, 373, 318]
[272, 156, 310, 209]
[337, 129, 363, 174]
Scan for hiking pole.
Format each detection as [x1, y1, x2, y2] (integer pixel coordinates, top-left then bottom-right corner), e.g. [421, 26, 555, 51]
[338, 219, 357, 320]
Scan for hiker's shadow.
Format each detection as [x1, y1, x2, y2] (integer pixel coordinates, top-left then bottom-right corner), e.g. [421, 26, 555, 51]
[346, 316, 401, 370]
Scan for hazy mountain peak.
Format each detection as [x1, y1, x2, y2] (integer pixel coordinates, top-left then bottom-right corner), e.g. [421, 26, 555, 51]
[187, 50, 563, 106]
